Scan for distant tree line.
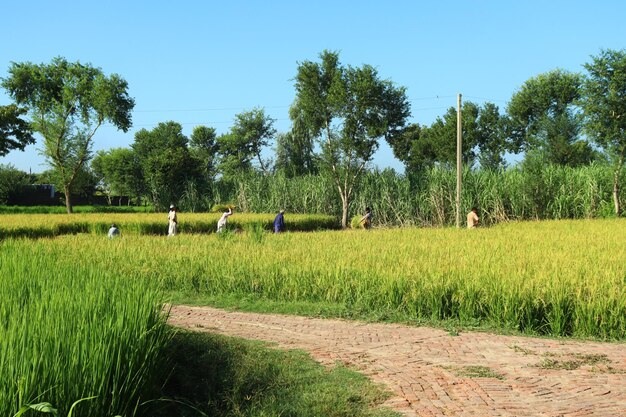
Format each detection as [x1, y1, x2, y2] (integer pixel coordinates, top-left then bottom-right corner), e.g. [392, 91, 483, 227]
[2, 49, 626, 224]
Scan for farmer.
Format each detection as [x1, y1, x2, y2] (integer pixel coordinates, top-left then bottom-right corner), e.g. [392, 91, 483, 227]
[273, 209, 286, 233]
[107, 223, 120, 238]
[168, 204, 178, 236]
[467, 207, 479, 229]
[360, 207, 372, 229]
[217, 206, 233, 233]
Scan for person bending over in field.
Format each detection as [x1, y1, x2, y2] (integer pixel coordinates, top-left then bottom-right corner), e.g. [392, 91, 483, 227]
[217, 207, 233, 233]
[108, 223, 120, 238]
[273, 209, 286, 233]
[168, 205, 178, 236]
[360, 207, 372, 229]
[467, 207, 479, 229]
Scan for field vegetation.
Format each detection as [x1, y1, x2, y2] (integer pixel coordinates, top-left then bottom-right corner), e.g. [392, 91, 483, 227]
[0, 212, 337, 239]
[2, 213, 625, 415]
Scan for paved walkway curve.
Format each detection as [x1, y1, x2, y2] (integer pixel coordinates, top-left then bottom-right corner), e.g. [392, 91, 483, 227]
[168, 305, 626, 417]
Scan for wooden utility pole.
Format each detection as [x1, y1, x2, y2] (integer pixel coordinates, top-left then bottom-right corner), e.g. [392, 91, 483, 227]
[456, 93, 462, 228]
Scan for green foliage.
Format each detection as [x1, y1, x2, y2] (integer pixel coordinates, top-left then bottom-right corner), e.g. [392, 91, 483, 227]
[150, 332, 397, 417]
[581, 48, 626, 214]
[507, 69, 595, 167]
[1, 57, 135, 213]
[0, 239, 170, 416]
[210, 203, 235, 213]
[0, 164, 31, 204]
[351, 214, 363, 229]
[207, 165, 623, 227]
[389, 101, 510, 172]
[0, 104, 35, 156]
[291, 50, 411, 227]
[189, 125, 218, 182]
[274, 130, 318, 177]
[217, 108, 276, 178]
[0, 212, 338, 239]
[132, 121, 201, 210]
[91, 148, 145, 203]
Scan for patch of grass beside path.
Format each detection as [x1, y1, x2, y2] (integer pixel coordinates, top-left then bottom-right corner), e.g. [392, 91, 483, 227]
[148, 330, 400, 417]
[168, 293, 509, 335]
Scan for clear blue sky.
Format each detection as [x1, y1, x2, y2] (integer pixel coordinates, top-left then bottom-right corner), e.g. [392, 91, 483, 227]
[2, 0, 625, 173]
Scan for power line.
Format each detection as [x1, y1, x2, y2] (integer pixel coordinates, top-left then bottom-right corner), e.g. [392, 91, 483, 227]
[131, 95, 459, 114]
[463, 95, 508, 103]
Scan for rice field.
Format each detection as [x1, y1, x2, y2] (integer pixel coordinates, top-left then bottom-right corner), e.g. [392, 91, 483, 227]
[2, 214, 625, 415]
[0, 212, 337, 239]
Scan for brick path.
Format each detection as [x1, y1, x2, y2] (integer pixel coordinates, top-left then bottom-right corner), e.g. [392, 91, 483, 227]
[168, 305, 626, 417]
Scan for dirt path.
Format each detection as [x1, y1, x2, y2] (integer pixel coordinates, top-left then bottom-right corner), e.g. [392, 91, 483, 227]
[168, 305, 626, 417]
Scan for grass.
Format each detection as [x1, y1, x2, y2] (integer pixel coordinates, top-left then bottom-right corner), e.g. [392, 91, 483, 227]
[148, 331, 399, 417]
[0, 205, 154, 214]
[441, 365, 505, 380]
[0, 239, 170, 417]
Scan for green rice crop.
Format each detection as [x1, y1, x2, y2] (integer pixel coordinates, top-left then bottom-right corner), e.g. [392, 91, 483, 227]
[2, 216, 624, 415]
[0, 239, 170, 416]
[0, 212, 338, 239]
[9, 218, 625, 340]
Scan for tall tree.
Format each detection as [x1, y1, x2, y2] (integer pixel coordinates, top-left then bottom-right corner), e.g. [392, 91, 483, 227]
[388, 102, 509, 172]
[506, 69, 594, 167]
[0, 104, 35, 156]
[1, 57, 134, 213]
[189, 125, 218, 182]
[217, 108, 276, 178]
[275, 111, 318, 177]
[581, 49, 626, 215]
[292, 50, 410, 227]
[133, 121, 199, 210]
[92, 148, 145, 205]
[476, 103, 509, 171]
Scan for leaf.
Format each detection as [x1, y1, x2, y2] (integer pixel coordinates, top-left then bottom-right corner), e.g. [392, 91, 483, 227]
[13, 402, 58, 417]
[66, 396, 96, 417]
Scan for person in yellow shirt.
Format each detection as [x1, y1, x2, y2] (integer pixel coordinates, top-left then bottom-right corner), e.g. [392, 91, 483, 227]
[467, 207, 479, 229]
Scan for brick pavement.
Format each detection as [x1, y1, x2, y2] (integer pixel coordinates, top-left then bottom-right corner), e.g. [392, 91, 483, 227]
[168, 305, 626, 417]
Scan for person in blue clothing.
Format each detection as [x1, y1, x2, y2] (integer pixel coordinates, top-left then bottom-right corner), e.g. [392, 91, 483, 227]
[273, 209, 286, 233]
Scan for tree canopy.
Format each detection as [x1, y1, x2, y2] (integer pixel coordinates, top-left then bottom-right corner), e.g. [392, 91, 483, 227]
[506, 69, 595, 167]
[291, 50, 410, 227]
[581, 48, 626, 214]
[0, 104, 35, 156]
[1, 57, 134, 213]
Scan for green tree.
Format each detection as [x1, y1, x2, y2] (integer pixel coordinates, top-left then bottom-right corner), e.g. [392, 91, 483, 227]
[37, 167, 98, 199]
[0, 164, 31, 204]
[476, 102, 509, 171]
[581, 49, 626, 215]
[274, 128, 318, 177]
[506, 69, 594, 167]
[0, 104, 35, 156]
[388, 102, 508, 172]
[92, 148, 145, 205]
[1, 57, 134, 213]
[133, 121, 199, 210]
[217, 108, 276, 179]
[291, 50, 410, 227]
[189, 125, 218, 182]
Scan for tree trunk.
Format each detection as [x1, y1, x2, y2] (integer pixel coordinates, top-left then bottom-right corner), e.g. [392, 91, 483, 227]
[341, 193, 349, 229]
[614, 168, 621, 216]
[613, 152, 625, 216]
[64, 185, 73, 214]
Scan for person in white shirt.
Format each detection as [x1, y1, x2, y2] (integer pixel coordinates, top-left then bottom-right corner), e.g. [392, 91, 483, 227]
[217, 207, 233, 233]
[168, 205, 178, 236]
[108, 223, 120, 238]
